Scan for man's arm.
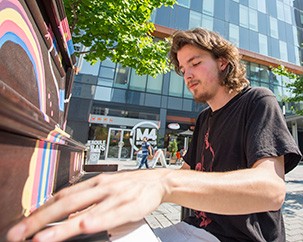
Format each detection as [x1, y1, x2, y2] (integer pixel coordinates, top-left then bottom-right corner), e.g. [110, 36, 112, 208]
[163, 156, 285, 215]
[7, 156, 285, 241]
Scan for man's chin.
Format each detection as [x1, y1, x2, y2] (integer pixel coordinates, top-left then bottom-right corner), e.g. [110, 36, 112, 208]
[194, 97, 206, 103]
[193, 93, 206, 103]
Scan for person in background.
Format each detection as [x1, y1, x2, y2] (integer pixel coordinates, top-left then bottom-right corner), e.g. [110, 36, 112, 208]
[7, 28, 301, 242]
[138, 136, 153, 169]
[175, 150, 182, 165]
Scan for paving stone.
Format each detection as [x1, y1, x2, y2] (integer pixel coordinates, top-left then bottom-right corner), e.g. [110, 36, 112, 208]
[145, 215, 162, 229]
[154, 214, 174, 228]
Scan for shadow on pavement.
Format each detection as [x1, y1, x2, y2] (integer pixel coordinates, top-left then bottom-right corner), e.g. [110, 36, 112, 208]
[282, 183, 303, 217]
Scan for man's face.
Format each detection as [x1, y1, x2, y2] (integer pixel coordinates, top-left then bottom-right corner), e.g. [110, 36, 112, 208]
[177, 44, 228, 103]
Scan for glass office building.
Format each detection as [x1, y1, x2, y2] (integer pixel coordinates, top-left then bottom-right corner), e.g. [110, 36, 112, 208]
[67, 0, 303, 161]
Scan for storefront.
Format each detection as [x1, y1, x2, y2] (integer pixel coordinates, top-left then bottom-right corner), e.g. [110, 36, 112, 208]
[87, 114, 160, 161]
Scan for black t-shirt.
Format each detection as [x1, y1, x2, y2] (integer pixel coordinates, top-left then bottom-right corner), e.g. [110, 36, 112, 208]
[183, 87, 302, 242]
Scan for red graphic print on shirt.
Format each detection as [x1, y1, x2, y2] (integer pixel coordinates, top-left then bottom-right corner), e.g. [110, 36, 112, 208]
[194, 129, 215, 228]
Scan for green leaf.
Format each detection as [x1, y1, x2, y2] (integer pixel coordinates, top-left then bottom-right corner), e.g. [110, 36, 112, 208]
[271, 65, 303, 115]
[64, 0, 176, 76]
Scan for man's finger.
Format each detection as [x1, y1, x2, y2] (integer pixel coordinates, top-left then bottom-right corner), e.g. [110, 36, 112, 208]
[6, 180, 110, 241]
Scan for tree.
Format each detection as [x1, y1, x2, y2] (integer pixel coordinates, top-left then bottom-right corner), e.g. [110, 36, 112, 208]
[168, 139, 178, 158]
[64, 0, 176, 77]
[272, 65, 303, 115]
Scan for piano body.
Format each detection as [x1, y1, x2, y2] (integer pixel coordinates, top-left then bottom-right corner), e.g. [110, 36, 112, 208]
[0, 1, 160, 241]
[0, 0, 86, 240]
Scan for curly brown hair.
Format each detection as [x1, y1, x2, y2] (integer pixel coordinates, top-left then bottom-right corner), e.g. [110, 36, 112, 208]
[169, 28, 249, 92]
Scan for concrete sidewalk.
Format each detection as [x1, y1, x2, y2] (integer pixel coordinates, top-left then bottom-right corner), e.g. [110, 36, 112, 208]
[283, 163, 303, 242]
[98, 159, 303, 241]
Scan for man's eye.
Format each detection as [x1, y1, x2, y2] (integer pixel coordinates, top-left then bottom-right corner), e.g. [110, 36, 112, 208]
[192, 61, 201, 67]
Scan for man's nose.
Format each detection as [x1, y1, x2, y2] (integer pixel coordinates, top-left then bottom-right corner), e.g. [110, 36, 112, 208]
[184, 69, 193, 82]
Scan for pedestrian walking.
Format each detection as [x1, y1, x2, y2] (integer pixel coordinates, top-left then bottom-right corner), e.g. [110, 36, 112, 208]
[138, 136, 153, 169]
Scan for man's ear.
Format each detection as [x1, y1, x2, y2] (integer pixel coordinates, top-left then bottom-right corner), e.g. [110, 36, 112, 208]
[218, 57, 229, 71]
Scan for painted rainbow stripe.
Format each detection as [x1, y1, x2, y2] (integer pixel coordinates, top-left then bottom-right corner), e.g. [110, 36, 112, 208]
[22, 127, 72, 215]
[0, 0, 47, 119]
[60, 17, 74, 58]
[47, 126, 69, 144]
[22, 140, 59, 216]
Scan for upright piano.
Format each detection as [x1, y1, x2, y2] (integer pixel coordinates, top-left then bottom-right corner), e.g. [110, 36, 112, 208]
[0, 0, 86, 240]
[0, 0, 158, 242]
[0, 1, 161, 241]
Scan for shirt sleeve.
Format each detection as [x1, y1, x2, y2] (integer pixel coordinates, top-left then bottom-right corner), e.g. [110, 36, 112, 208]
[245, 89, 301, 173]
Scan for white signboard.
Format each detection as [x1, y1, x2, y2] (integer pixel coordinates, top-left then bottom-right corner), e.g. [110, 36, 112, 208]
[130, 121, 159, 151]
[89, 114, 159, 128]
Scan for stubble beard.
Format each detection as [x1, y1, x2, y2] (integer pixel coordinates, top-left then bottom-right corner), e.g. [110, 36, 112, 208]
[192, 88, 211, 104]
[187, 79, 210, 104]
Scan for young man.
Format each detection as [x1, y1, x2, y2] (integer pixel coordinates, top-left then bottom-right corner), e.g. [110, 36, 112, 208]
[7, 28, 301, 242]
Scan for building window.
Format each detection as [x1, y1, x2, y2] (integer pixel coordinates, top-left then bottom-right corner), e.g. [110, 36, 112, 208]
[281, 76, 294, 100]
[183, 83, 192, 98]
[202, 0, 214, 16]
[177, 0, 190, 8]
[249, 31, 258, 53]
[189, 10, 202, 29]
[249, 9, 258, 31]
[101, 58, 116, 68]
[260, 81, 270, 89]
[269, 16, 278, 39]
[257, 0, 266, 13]
[259, 65, 269, 82]
[92, 106, 104, 115]
[240, 5, 249, 28]
[114, 64, 130, 88]
[150, 9, 156, 22]
[98, 77, 113, 87]
[169, 71, 184, 97]
[258, 33, 268, 56]
[279, 40, 288, 61]
[94, 86, 112, 101]
[72, 83, 82, 97]
[99, 66, 115, 79]
[273, 84, 283, 102]
[202, 15, 214, 31]
[248, 0, 258, 10]
[277, 1, 285, 22]
[229, 23, 239, 47]
[284, 4, 292, 24]
[294, 46, 300, 66]
[146, 74, 163, 94]
[249, 63, 260, 82]
[293, 26, 299, 47]
[129, 70, 147, 91]
[79, 58, 100, 76]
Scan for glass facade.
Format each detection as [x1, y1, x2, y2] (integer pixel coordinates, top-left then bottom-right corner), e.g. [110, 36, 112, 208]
[73, 55, 300, 114]
[67, 0, 303, 153]
[73, 57, 201, 112]
[154, 0, 303, 66]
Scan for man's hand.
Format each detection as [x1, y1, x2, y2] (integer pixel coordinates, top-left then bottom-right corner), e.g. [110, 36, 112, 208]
[6, 169, 170, 242]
